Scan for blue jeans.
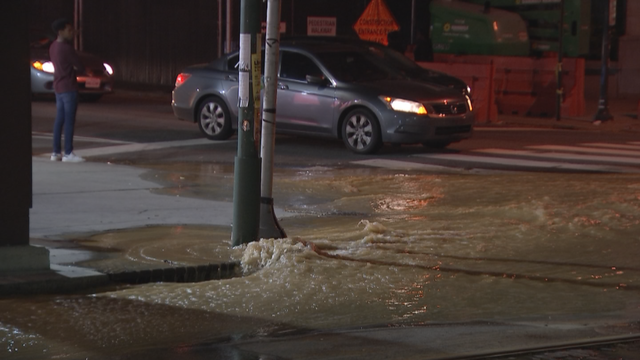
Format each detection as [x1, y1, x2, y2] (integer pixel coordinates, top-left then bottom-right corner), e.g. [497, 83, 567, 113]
[53, 91, 79, 155]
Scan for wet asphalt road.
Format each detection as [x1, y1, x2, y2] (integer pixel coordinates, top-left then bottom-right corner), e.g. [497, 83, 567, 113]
[31, 91, 640, 172]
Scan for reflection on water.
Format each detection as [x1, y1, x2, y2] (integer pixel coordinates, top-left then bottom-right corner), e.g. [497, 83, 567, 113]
[2, 166, 640, 358]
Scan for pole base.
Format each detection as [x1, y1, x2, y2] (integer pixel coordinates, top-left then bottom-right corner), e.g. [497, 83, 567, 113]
[259, 197, 287, 239]
[593, 107, 613, 123]
[231, 156, 262, 246]
[593, 98, 613, 123]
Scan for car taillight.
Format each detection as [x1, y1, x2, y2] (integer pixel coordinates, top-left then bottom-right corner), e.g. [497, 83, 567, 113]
[175, 73, 191, 87]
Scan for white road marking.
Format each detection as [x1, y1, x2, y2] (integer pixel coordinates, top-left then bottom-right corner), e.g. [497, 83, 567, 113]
[34, 132, 231, 158]
[474, 127, 567, 132]
[413, 153, 638, 173]
[32, 132, 134, 144]
[528, 145, 640, 157]
[581, 143, 640, 151]
[351, 159, 463, 172]
[474, 148, 640, 165]
[73, 139, 228, 157]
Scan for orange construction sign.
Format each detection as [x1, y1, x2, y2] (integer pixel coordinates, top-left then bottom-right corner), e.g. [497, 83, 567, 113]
[353, 0, 399, 46]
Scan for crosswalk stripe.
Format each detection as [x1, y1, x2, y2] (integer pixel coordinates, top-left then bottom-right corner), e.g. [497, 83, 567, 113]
[351, 159, 464, 172]
[474, 148, 640, 165]
[32, 132, 134, 145]
[72, 138, 228, 157]
[581, 143, 640, 151]
[527, 145, 640, 157]
[413, 153, 638, 172]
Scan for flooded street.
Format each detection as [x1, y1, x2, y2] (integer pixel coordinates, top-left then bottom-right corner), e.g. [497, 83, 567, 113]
[2, 166, 640, 358]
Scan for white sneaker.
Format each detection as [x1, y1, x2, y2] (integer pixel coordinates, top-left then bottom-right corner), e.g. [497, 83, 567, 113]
[50, 153, 62, 161]
[62, 152, 85, 163]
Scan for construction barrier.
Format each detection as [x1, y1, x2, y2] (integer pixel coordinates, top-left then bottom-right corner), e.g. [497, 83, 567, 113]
[423, 55, 586, 122]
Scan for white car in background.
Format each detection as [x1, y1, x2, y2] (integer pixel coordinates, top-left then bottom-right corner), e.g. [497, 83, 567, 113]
[30, 36, 114, 101]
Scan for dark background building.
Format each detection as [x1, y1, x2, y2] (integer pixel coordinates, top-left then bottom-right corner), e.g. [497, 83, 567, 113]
[27, 0, 638, 96]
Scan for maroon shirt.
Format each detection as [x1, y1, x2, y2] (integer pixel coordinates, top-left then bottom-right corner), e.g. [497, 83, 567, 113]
[49, 40, 85, 94]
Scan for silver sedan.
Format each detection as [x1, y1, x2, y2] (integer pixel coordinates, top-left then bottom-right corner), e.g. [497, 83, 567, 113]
[172, 40, 474, 154]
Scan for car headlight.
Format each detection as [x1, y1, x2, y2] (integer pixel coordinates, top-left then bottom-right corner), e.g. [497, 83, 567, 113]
[379, 96, 427, 115]
[466, 85, 471, 96]
[465, 94, 473, 112]
[103, 63, 114, 75]
[32, 60, 55, 73]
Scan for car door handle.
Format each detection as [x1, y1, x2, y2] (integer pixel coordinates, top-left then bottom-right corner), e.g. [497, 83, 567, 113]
[278, 83, 288, 90]
[226, 75, 238, 82]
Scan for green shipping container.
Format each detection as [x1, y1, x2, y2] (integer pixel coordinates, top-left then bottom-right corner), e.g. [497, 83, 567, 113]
[465, 0, 591, 57]
[430, 0, 531, 56]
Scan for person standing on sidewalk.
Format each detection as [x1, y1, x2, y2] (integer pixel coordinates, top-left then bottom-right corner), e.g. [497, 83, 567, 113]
[49, 18, 85, 163]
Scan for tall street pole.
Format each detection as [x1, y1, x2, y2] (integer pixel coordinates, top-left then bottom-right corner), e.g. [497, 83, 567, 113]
[555, 0, 564, 121]
[231, 0, 262, 246]
[218, 0, 223, 57]
[226, 0, 233, 53]
[259, 0, 286, 239]
[594, 0, 614, 123]
[73, 0, 83, 51]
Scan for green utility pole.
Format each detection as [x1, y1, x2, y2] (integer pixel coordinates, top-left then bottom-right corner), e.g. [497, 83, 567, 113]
[232, 0, 262, 246]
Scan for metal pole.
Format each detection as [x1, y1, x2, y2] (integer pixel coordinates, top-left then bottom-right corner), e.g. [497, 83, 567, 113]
[291, 0, 294, 35]
[555, 0, 564, 121]
[594, 0, 613, 123]
[231, 0, 262, 246]
[411, 0, 415, 45]
[218, 0, 223, 57]
[74, 0, 82, 51]
[259, 0, 286, 239]
[226, 0, 232, 53]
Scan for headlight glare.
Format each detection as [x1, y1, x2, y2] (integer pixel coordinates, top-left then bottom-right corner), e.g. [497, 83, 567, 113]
[465, 95, 473, 112]
[33, 61, 55, 73]
[103, 63, 114, 75]
[379, 96, 427, 115]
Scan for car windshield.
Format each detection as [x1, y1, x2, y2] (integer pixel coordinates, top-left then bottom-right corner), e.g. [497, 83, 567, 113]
[314, 51, 403, 83]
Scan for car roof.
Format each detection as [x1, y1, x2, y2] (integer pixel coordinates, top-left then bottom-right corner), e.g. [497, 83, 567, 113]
[279, 39, 372, 54]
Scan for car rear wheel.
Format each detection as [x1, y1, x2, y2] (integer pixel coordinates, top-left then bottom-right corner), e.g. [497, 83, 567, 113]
[197, 96, 232, 140]
[342, 108, 382, 154]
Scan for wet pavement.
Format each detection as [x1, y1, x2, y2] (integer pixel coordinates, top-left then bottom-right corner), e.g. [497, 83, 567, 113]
[1, 97, 639, 359]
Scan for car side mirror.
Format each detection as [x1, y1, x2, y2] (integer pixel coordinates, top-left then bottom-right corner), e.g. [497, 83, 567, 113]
[306, 75, 327, 85]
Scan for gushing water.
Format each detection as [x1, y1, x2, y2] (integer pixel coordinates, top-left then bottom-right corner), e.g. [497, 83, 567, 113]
[2, 167, 639, 358]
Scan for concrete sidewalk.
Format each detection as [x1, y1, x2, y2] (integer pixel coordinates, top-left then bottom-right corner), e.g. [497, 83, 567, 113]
[478, 97, 640, 132]
[1, 157, 257, 294]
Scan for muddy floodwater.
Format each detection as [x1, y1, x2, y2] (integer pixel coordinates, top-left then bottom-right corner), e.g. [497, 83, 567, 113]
[2, 165, 640, 358]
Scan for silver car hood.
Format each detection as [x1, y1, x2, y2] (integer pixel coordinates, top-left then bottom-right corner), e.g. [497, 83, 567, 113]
[351, 79, 463, 103]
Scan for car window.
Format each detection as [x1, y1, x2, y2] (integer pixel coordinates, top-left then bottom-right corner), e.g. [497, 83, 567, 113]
[279, 51, 324, 82]
[226, 52, 265, 73]
[227, 55, 239, 71]
[315, 51, 396, 83]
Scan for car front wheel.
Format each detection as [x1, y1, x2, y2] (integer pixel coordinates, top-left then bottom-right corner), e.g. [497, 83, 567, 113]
[341, 108, 382, 154]
[197, 96, 233, 140]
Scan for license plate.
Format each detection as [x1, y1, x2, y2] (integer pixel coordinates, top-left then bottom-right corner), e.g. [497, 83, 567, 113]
[85, 78, 101, 89]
